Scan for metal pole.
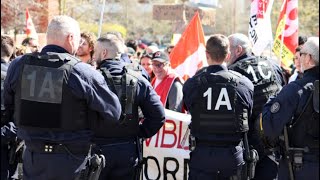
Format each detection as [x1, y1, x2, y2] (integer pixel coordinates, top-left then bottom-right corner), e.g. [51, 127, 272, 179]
[98, 0, 106, 38]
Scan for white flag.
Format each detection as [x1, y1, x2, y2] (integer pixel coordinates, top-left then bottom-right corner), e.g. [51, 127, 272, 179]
[248, 0, 274, 56]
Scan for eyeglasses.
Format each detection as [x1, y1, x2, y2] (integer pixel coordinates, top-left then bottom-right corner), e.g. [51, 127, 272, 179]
[151, 62, 166, 68]
[141, 52, 153, 58]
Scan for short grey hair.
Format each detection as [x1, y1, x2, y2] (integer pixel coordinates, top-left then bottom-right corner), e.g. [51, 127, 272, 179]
[46, 15, 80, 41]
[228, 33, 252, 54]
[97, 35, 124, 59]
[302, 37, 319, 66]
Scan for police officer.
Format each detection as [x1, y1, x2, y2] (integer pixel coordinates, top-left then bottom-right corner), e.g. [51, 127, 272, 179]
[227, 33, 285, 180]
[3, 15, 122, 180]
[1, 35, 18, 180]
[262, 37, 319, 180]
[92, 35, 165, 179]
[183, 34, 254, 180]
[103, 32, 151, 81]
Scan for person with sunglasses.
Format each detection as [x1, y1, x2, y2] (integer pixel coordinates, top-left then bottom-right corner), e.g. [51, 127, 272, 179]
[151, 51, 184, 113]
[140, 52, 155, 82]
[262, 37, 319, 180]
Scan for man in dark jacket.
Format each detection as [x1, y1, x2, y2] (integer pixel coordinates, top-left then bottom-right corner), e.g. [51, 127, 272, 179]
[92, 34, 165, 180]
[184, 34, 254, 180]
[3, 15, 122, 180]
[262, 37, 319, 180]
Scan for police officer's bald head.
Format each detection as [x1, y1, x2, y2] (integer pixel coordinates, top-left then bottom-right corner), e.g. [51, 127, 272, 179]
[206, 34, 230, 65]
[46, 15, 81, 55]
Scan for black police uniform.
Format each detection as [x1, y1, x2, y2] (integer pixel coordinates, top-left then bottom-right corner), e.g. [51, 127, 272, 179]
[1, 59, 18, 180]
[228, 54, 284, 180]
[92, 59, 165, 180]
[183, 65, 254, 180]
[3, 45, 122, 180]
[262, 66, 319, 180]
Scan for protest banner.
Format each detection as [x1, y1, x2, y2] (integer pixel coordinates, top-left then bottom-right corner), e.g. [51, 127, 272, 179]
[143, 110, 191, 180]
[248, 0, 274, 56]
[272, 0, 298, 68]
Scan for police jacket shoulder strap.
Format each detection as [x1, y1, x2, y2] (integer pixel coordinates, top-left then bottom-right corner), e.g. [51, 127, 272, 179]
[23, 52, 81, 81]
[125, 61, 143, 75]
[23, 52, 80, 66]
[292, 80, 319, 126]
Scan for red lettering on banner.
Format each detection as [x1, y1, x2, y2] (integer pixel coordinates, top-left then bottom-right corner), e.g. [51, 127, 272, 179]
[257, 0, 270, 19]
[177, 121, 189, 150]
[145, 119, 189, 149]
[161, 119, 177, 148]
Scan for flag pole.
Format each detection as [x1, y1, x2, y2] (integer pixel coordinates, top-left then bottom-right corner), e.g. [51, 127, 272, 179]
[98, 0, 106, 38]
[279, 23, 285, 66]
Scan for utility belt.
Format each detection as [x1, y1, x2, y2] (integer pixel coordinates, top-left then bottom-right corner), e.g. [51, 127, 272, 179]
[189, 135, 242, 151]
[25, 141, 91, 154]
[196, 140, 242, 147]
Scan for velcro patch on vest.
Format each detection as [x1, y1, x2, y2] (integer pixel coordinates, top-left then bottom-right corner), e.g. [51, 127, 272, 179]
[270, 102, 280, 113]
[21, 64, 63, 104]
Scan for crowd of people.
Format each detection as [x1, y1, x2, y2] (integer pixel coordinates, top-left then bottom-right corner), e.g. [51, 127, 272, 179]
[1, 14, 319, 180]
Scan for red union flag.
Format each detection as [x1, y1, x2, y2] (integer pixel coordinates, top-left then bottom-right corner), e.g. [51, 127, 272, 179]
[248, 0, 274, 56]
[272, 0, 298, 68]
[169, 12, 207, 81]
[25, 8, 38, 39]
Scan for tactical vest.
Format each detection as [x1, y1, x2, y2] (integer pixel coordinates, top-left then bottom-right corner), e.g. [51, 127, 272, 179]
[190, 70, 249, 140]
[15, 52, 90, 131]
[228, 56, 281, 118]
[93, 64, 139, 138]
[288, 80, 319, 151]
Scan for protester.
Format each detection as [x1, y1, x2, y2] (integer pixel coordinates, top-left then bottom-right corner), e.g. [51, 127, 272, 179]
[262, 37, 319, 180]
[227, 33, 285, 180]
[289, 46, 304, 83]
[76, 31, 96, 67]
[126, 39, 138, 52]
[1, 35, 18, 180]
[21, 37, 39, 53]
[140, 52, 155, 82]
[91, 34, 165, 180]
[3, 15, 122, 180]
[127, 46, 138, 62]
[166, 45, 175, 55]
[151, 51, 184, 112]
[184, 34, 254, 179]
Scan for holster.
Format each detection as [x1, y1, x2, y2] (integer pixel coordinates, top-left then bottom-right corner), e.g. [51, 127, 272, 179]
[74, 145, 106, 180]
[88, 154, 106, 180]
[243, 133, 259, 179]
[248, 149, 259, 179]
[134, 137, 143, 180]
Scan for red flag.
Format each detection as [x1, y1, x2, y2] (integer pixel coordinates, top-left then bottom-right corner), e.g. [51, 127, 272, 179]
[169, 12, 207, 81]
[25, 8, 38, 39]
[272, 0, 298, 68]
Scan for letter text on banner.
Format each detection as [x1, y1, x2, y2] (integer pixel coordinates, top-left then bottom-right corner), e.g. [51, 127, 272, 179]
[143, 110, 191, 180]
[248, 0, 274, 56]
